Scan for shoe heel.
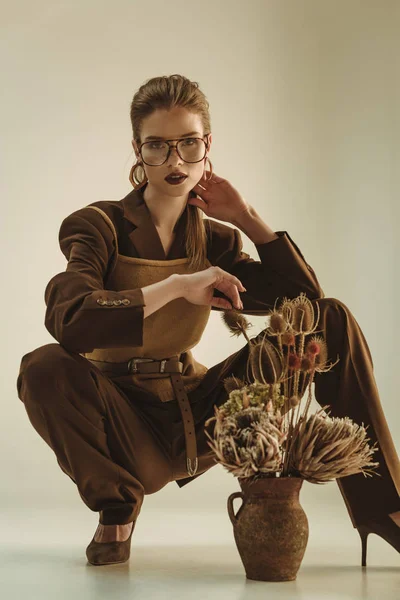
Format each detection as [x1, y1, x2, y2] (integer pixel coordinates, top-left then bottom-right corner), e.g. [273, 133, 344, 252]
[86, 520, 136, 566]
[357, 525, 369, 567]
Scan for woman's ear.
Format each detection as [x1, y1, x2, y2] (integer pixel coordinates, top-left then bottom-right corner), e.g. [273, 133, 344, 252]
[131, 139, 140, 159]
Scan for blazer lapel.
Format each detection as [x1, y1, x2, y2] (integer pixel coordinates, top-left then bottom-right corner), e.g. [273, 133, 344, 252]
[120, 184, 192, 260]
[121, 187, 164, 259]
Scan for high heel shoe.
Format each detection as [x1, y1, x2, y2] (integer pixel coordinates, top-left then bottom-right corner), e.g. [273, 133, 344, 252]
[86, 520, 136, 566]
[357, 514, 400, 567]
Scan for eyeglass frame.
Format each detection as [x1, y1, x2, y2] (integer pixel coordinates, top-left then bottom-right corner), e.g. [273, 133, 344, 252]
[138, 133, 211, 166]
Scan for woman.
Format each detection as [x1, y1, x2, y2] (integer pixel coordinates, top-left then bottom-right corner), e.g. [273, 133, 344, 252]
[17, 74, 400, 567]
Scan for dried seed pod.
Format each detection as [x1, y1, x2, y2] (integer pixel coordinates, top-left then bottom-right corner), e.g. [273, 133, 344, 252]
[223, 375, 247, 394]
[249, 339, 284, 384]
[221, 309, 252, 340]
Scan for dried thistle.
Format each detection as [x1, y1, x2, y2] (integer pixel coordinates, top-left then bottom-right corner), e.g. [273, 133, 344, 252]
[280, 292, 321, 336]
[248, 338, 285, 384]
[288, 407, 380, 483]
[223, 375, 247, 395]
[268, 310, 290, 335]
[221, 309, 253, 343]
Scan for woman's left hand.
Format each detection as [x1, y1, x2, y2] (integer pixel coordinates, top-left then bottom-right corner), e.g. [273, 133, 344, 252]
[188, 170, 251, 224]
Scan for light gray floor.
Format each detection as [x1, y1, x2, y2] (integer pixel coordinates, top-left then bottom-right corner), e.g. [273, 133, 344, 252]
[1, 502, 399, 600]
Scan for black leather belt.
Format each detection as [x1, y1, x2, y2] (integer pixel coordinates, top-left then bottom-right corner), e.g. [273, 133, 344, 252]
[87, 356, 198, 477]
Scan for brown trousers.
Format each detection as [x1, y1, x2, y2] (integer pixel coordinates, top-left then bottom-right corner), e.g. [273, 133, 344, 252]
[16, 298, 400, 527]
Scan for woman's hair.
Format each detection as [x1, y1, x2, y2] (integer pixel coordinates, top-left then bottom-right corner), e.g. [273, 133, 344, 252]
[130, 74, 212, 271]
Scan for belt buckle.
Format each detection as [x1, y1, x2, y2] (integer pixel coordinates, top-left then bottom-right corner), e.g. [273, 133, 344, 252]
[128, 357, 154, 374]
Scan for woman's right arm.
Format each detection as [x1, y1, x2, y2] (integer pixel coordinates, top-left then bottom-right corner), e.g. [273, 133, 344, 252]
[44, 207, 149, 354]
[142, 267, 245, 318]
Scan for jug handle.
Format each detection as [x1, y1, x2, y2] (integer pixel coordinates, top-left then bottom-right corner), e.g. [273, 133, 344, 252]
[227, 491, 244, 525]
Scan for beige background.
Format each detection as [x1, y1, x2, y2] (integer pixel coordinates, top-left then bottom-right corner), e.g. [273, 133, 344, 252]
[1, 0, 399, 582]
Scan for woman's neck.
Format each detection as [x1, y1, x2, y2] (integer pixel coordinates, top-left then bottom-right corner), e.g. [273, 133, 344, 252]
[142, 183, 187, 234]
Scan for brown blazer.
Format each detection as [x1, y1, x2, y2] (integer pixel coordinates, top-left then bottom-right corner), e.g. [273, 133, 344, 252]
[44, 184, 325, 395]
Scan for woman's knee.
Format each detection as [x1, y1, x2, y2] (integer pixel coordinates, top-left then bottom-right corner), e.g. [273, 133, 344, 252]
[17, 343, 82, 400]
[315, 296, 348, 312]
[19, 343, 70, 378]
[312, 296, 350, 327]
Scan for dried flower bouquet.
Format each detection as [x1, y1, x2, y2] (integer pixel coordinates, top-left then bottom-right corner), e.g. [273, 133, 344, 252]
[205, 293, 380, 485]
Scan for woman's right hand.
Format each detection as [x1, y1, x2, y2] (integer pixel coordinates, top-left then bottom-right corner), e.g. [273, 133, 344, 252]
[177, 267, 246, 310]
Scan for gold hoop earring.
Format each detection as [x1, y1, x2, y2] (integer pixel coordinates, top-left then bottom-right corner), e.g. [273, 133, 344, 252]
[129, 161, 148, 189]
[204, 157, 213, 181]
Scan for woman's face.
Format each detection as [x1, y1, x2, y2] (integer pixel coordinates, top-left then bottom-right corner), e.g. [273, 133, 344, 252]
[132, 106, 212, 196]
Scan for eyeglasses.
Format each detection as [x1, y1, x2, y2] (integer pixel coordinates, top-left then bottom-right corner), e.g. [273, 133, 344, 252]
[139, 135, 209, 166]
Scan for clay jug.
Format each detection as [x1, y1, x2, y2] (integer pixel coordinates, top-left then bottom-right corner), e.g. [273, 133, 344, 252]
[227, 476, 308, 581]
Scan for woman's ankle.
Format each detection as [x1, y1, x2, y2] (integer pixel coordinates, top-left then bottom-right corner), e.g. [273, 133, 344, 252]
[94, 521, 134, 543]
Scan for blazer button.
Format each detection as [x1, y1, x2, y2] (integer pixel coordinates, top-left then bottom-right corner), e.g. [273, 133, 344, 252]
[113, 300, 122, 305]
[105, 300, 114, 306]
[121, 299, 131, 305]
[96, 298, 106, 305]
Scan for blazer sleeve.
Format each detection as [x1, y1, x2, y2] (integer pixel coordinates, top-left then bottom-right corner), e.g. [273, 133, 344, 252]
[207, 221, 325, 315]
[44, 206, 146, 353]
